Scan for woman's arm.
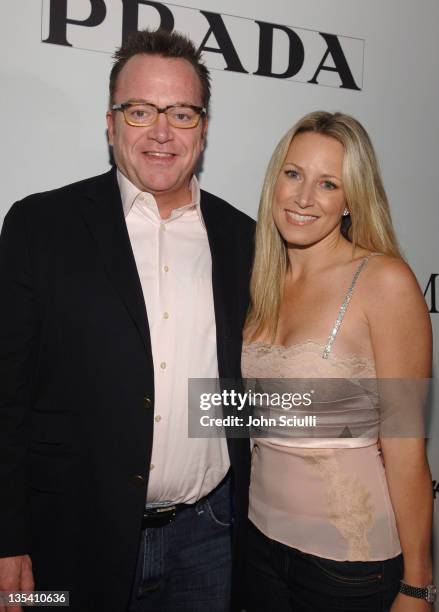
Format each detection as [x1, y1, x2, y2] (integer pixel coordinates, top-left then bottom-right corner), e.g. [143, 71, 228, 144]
[366, 257, 433, 610]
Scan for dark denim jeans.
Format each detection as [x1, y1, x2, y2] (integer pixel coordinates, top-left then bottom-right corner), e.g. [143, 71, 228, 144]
[128, 477, 232, 612]
[245, 521, 403, 612]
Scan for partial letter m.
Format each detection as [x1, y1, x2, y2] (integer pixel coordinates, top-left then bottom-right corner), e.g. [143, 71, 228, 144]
[424, 273, 438, 314]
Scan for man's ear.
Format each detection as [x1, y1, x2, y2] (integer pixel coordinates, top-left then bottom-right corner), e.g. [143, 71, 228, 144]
[106, 111, 115, 146]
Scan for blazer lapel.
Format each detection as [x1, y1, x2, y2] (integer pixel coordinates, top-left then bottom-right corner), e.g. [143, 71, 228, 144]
[79, 169, 153, 359]
[201, 192, 239, 378]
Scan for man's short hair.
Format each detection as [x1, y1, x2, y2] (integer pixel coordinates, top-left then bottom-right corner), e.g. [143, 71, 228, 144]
[109, 29, 211, 112]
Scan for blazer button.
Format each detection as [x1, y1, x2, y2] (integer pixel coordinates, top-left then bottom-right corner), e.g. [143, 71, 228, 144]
[131, 474, 145, 487]
[143, 396, 152, 408]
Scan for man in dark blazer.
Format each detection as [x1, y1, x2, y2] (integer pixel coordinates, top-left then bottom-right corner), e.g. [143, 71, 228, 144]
[0, 29, 254, 612]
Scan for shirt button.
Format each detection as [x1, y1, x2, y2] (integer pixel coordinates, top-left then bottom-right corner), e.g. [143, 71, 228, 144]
[160, 362, 166, 370]
[143, 396, 152, 408]
[131, 474, 145, 487]
[150, 464, 155, 471]
[163, 265, 169, 273]
[155, 415, 162, 423]
[163, 312, 169, 320]
[160, 224, 166, 232]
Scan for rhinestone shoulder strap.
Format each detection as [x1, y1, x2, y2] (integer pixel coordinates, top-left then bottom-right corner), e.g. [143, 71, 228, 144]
[322, 254, 379, 359]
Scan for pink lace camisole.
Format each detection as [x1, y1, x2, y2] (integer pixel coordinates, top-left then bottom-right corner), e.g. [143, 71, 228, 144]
[241, 255, 401, 561]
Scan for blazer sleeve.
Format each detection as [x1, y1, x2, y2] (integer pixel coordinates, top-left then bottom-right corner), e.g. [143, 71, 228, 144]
[0, 202, 36, 556]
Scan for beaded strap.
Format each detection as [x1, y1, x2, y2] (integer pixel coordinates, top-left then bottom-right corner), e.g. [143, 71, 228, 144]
[322, 254, 378, 359]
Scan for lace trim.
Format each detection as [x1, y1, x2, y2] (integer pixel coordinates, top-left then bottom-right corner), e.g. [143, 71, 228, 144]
[243, 340, 375, 373]
[302, 452, 375, 560]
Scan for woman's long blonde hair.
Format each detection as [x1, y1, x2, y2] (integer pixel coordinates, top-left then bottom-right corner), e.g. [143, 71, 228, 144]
[246, 111, 402, 341]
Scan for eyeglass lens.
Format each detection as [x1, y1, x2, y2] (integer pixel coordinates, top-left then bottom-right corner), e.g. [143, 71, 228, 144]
[125, 104, 201, 127]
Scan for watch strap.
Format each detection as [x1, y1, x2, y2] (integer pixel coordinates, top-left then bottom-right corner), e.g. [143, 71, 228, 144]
[399, 580, 437, 604]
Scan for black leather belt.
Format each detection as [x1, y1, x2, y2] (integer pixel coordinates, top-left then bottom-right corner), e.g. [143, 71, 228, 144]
[141, 472, 231, 529]
[141, 503, 189, 529]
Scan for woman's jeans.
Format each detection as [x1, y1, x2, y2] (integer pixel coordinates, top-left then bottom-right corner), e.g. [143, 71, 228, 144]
[246, 521, 403, 612]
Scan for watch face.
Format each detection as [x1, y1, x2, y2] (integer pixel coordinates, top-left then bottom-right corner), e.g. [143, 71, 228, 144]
[426, 585, 437, 604]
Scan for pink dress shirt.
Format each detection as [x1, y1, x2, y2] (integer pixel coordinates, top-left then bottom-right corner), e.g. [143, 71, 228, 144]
[117, 170, 229, 504]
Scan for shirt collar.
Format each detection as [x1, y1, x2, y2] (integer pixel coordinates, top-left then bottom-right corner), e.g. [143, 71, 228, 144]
[117, 168, 203, 225]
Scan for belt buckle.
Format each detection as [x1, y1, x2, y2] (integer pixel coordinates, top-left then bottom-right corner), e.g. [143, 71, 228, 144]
[144, 504, 177, 518]
[142, 504, 177, 528]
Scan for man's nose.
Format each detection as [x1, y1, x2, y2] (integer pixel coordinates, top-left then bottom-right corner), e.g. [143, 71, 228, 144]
[147, 112, 172, 143]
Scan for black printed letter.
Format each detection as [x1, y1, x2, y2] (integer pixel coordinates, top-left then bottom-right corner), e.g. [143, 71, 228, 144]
[43, 0, 106, 47]
[122, 1, 174, 43]
[254, 21, 305, 79]
[198, 12, 248, 73]
[424, 274, 438, 314]
[308, 33, 360, 90]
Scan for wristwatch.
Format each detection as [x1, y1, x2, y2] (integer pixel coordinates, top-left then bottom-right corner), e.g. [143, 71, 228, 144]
[399, 580, 437, 604]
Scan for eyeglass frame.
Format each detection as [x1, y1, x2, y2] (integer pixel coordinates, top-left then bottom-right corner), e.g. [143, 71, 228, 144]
[111, 100, 207, 129]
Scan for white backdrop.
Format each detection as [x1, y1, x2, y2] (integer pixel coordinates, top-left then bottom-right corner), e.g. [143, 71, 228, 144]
[1, 0, 438, 597]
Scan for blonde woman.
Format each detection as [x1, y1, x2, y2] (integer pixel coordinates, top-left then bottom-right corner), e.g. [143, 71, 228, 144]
[242, 112, 434, 611]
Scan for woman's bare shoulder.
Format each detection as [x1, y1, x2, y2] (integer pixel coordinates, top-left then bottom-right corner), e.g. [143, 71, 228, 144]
[360, 254, 422, 300]
[356, 254, 431, 344]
